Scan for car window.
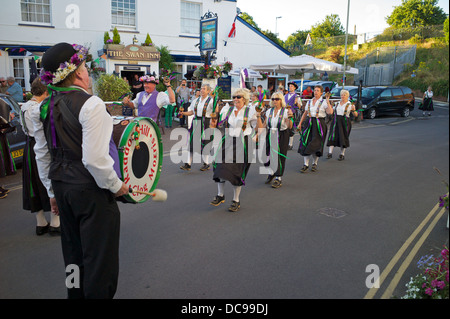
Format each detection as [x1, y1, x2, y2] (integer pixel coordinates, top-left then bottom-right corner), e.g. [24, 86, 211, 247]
[392, 88, 403, 97]
[361, 88, 382, 99]
[401, 87, 412, 95]
[380, 89, 392, 98]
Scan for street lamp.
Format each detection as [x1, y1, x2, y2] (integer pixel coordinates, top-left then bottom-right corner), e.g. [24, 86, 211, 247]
[275, 16, 282, 36]
[342, 0, 350, 88]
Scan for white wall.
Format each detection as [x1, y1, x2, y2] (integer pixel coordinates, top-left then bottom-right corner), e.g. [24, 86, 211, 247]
[0, 0, 290, 91]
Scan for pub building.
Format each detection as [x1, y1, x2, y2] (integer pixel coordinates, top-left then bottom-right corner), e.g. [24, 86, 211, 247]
[0, 0, 290, 94]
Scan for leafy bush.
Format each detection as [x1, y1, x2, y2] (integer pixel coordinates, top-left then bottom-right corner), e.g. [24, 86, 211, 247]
[95, 73, 131, 101]
[112, 27, 121, 44]
[104, 32, 111, 44]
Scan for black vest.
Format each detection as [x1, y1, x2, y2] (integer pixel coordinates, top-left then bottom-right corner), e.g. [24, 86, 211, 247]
[41, 90, 96, 184]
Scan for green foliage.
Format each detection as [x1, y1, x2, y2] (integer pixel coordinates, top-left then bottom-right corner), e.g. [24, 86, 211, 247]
[104, 32, 111, 44]
[95, 73, 131, 101]
[144, 33, 153, 46]
[156, 45, 176, 92]
[386, 0, 447, 29]
[112, 27, 121, 44]
[239, 12, 260, 30]
[310, 14, 345, 38]
[285, 30, 310, 48]
[444, 18, 449, 43]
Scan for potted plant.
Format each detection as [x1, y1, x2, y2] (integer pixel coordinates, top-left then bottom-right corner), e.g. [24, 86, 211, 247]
[95, 73, 131, 115]
[104, 27, 124, 50]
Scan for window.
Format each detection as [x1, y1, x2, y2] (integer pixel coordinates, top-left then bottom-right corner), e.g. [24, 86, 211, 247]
[12, 59, 25, 88]
[181, 1, 201, 35]
[380, 89, 392, 98]
[391, 88, 403, 98]
[20, 0, 51, 24]
[112, 0, 136, 27]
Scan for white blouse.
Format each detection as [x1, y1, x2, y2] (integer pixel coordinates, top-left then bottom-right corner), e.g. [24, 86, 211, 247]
[306, 97, 328, 118]
[188, 96, 214, 118]
[266, 107, 290, 131]
[333, 101, 352, 117]
[219, 104, 257, 137]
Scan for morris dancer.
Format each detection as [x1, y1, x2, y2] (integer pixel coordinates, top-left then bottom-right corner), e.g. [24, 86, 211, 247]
[123, 75, 175, 122]
[36, 42, 129, 298]
[298, 85, 333, 173]
[260, 91, 293, 188]
[326, 89, 358, 161]
[209, 88, 257, 212]
[284, 82, 301, 150]
[179, 84, 214, 171]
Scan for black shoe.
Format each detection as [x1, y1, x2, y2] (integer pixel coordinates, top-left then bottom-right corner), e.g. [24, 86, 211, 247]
[300, 165, 309, 173]
[200, 163, 210, 171]
[327, 153, 332, 159]
[180, 163, 191, 171]
[228, 200, 240, 212]
[311, 164, 318, 172]
[338, 155, 345, 161]
[271, 179, 282, 188]
[36, 223, 50, 236]
[265, 174, 275, 184]
[288, 145, 293, 150]
[49, 226, 61, 236]
[210, 195, 225, 206]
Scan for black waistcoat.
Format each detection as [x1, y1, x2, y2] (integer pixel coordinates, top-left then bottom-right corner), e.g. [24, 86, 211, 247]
[41, 90, 96, 184]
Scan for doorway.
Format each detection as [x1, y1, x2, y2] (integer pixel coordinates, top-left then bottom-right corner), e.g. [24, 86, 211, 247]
[121, 70, 145, 98]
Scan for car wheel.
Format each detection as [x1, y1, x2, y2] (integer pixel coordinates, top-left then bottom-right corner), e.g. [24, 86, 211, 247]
[401, 107, 410, 117]
[367, 108, 376, 119]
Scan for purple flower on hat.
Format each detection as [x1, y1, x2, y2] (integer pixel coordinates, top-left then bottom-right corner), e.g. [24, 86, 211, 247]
[40, 69, 55, 85]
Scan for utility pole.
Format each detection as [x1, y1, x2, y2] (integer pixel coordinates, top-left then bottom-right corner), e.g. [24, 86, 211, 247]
[342, 0, 350, 88]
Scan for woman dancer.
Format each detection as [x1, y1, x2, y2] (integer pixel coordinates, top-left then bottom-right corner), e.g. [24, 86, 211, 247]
[326, 89, 358, 161]
[298, 85, 333, 173]
[210, 88, 257, 212]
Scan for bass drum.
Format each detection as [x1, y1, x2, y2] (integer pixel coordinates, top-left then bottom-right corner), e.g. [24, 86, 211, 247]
[112, 117, 163, 203]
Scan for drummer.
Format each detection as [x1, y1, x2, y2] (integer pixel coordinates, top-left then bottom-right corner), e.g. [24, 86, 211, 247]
[123, 75, 175, 122]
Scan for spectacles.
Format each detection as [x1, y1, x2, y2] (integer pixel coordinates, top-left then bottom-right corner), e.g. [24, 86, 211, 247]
[271, 98, 281, 101]
[232, 96, 243, 99]
[0, 81, 6, 83]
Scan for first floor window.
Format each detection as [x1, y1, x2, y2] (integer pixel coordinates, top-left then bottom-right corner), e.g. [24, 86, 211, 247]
[181, 1, 201, 35]
[20, 0, 51, 24]
[112, 0, 136, 27]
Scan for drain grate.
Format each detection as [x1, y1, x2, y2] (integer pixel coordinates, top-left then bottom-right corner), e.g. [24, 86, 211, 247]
[317, 207, 348, 219]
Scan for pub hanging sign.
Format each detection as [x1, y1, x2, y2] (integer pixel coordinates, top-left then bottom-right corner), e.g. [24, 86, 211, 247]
[199, 11, 218, 52]
[106, 44, 160, 61]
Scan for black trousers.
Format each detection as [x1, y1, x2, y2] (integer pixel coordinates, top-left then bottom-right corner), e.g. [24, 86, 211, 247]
[52, 180, 121, 299]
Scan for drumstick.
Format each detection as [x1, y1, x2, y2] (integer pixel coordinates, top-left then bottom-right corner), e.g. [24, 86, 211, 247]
[129, 187, 167, 202]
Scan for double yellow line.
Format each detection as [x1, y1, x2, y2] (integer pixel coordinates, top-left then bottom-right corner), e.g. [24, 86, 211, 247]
[364, 197, 448, 299]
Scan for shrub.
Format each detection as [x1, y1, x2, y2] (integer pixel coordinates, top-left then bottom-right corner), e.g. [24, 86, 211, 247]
[112, 27, 121, 44]
[104, 32, 111, 44]
[95, 73, 131, 102]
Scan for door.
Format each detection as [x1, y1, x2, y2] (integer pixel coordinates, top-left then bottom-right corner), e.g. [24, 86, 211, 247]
[378, 88, 392, 112]
[391, 88, 404, 111]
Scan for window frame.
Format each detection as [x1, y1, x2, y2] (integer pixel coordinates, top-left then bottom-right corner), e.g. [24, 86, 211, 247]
[111, 0, 137, 29]
[20, 0, 52, 26]
[180, 1, 201, 36]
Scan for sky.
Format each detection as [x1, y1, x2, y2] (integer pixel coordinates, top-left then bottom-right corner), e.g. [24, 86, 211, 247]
[235, 0, 450, 41]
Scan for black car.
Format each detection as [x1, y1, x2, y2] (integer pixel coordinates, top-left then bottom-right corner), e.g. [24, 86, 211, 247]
[360, 86, 415, 119]
[0, 94, 26, 165]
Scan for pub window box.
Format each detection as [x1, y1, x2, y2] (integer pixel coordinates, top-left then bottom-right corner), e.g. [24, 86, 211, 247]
[103, 44, 125, 50]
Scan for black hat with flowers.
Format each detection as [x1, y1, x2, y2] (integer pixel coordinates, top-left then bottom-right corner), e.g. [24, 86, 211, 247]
[40, 42, 89, 85]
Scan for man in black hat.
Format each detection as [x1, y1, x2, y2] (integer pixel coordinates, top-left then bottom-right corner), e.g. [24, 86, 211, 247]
[36, 42, 129, 298]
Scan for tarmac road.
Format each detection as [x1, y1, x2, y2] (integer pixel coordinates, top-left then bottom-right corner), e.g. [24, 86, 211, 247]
[0, 99, 448, 303]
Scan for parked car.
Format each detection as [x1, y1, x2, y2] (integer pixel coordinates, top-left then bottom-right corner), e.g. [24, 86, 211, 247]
[329, 85, 359, 99]
[0, 94, 26, 166]
[360, 86, 415, 119]
[296, 81, 338, 96]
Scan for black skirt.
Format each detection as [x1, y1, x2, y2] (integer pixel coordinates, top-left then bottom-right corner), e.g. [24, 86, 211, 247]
[188, 117, 211, 155]
[422, 97, 434, 111]
[327, 115, 351, 148]
[265, 129, 290, 177]
[22, 136, 51, 212]
[213, 135, 250, 186]
[0, 132, 16, 177]
[298, 117, 328, 157]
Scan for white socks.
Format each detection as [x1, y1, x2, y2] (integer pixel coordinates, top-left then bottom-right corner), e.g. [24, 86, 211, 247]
[35, 209, 60, 227]
[217, 182, 224, 197]
[233, 186, 241, 202]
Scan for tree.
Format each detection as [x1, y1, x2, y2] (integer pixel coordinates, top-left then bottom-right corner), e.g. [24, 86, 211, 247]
[285, 30, 310, 48]
[239, 12, 260, 31]
[310, 14, 345, 38]
[444, 17, 449, 43]
[386, 0, 447, 28]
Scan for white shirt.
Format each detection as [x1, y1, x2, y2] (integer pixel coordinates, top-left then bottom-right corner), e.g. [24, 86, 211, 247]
[306, 97, 328, 118]
[333, 101, 352, 117]
[30, 99, 53, 197]
[425, 90, 433, 98]
[188, 95, 214, 118]
[266, 107, 290, 131]
[33, 86, 123, 196]
[219, 103, 257, 137]
[21, 99, 40, 137]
